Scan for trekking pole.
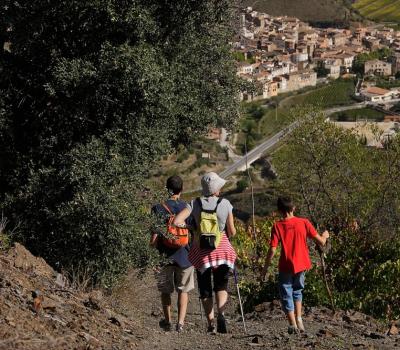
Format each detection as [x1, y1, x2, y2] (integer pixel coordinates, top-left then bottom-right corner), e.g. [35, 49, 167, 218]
[316, 239, 336, 314]
[233, 268, 248, 334]
[196, 275, 206, 327]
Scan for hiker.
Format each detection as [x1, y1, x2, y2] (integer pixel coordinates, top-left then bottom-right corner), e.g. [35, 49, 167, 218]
[174, 172, 237, 334]
[260, 196, 329, 334]
[150, 176, 195, 333]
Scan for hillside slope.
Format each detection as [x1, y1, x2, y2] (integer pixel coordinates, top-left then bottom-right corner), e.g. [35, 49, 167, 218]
[353, 0, 400, 22]
[1, 243, 400, 349]
[242, 0, 352, 23]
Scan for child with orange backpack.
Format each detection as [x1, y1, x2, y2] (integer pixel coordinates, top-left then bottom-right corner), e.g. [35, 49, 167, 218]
[150, 176, 195, 333]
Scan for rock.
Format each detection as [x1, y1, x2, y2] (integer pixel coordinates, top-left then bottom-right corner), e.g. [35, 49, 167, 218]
[55, 273, 69, 288]
[42, 297, 57, 312]
[251, 336, 261, 344]
[84, 290, 103, 310]
[79, 331, 99, 344]
[353, 341, 368, 347]
[388, 323, 399, 336]
[109, 315, 123, 327]
[364, 331, 385, 339]
[10, 243, 54, 278]
[254, 303, 267, 312]
[317, 329, 336, 337]
[343, 311, 367, 325]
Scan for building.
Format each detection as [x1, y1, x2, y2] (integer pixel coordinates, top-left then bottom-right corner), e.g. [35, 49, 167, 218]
[364, 60, 392, 76]
[360, 86, 395, 102]
[285, 70, 317, 92]
[390, 51, 400, 75]
[263, 81, 278, 99]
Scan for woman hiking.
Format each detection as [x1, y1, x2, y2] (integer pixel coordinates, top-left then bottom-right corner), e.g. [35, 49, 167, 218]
[174, 172, 237, 334]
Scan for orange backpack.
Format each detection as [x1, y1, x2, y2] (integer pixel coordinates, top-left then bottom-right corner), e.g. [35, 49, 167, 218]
[161, 203, 189, 249]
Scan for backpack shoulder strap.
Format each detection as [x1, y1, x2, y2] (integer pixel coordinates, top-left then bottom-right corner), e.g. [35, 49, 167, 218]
[195, 197, 203, 210]
[215, 197, 223, 210]
[162, 203, 173, 216]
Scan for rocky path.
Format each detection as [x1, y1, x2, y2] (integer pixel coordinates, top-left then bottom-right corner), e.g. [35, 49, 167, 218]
[1, 244, 399, 350]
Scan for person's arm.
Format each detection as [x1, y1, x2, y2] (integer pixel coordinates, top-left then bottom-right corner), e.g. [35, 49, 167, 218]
[313, 230, 329, 246]
[173, 207, 191, 227]
[226, 212, 236, 237]
[260, 246, 277, 281]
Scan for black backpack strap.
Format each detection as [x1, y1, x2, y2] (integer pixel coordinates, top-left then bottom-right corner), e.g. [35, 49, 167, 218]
[195, 197, 203, 210]
[215, 197, 223, 211]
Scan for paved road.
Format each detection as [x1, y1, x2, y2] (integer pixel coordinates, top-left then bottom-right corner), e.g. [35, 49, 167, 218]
[218, 98, 400, 179]
[219, 123, 296, 178]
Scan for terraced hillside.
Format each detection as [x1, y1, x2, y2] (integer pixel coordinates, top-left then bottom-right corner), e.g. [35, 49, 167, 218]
[242, 0, 353, 23]
[353, 0, 400, 22]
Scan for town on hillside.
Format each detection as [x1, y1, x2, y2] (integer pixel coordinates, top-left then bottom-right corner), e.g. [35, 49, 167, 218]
[235, 7, 400, 103]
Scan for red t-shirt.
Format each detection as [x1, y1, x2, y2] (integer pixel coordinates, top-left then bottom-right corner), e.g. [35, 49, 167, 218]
[270, 217, 317, 274]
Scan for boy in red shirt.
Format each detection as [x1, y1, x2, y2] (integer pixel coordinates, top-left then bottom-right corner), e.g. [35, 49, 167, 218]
[261, 197, 329, 334]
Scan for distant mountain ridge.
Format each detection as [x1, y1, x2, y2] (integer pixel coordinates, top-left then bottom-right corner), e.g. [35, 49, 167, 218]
[242, 0, 356, 24]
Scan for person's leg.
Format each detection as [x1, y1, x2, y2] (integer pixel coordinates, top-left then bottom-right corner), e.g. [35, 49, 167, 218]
[175, 266, 195, 328]
[213, 265, 230, 314]
[278, 271, 297, 333]
[156, 265, 174, 329]
[213, 265, 230, 333]
[293, 271, 306, 332]
[197, 269, 214, 328]
[161, 293, 172, 323]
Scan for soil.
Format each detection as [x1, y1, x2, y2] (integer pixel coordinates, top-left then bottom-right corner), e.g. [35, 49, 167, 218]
[1, 243, 400, 350]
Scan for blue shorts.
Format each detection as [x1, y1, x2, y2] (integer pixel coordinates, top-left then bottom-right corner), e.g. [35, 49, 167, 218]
[278, 271, 305, 313]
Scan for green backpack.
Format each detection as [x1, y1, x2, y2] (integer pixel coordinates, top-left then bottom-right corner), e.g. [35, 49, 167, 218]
[196, 197, 223, 250]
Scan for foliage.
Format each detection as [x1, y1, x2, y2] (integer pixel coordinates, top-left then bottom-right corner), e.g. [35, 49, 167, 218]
[353, 48, 392, 75]
[233, 51, 246, 62]
[314, 65, 329, 78]
[236, 179, 249, 193]
[269, 107, 400, 318]
[0, 0, 240, 285]
[232, 218, 275, 271]
[330, 108, 385, 122]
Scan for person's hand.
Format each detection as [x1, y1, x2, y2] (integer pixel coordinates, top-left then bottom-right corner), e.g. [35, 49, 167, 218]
[322, 230, 330, 239]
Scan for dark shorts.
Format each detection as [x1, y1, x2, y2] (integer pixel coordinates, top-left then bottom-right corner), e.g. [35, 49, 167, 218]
[197, 265, 230, 299]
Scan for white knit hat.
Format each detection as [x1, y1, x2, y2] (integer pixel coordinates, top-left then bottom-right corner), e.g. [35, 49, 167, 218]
[201, 172, 227, 196]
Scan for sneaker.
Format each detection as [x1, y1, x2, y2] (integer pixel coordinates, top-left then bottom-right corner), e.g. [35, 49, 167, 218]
[217, 313, 228, 334]
[176, 323, 184, 333]
[288, 325, 299, 335]
[159, 319, 172, 332]
[296, 317, 305, 333]
[207, 324, 217, 335]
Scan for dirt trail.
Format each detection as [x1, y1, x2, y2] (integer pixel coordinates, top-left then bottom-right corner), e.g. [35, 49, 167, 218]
[0, 244, 399, 350]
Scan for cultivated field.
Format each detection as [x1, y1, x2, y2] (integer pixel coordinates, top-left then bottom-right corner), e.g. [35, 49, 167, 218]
[353, 0, 400, 22]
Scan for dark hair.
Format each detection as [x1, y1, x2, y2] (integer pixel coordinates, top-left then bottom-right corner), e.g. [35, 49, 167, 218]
[166, 176, 183, 195]
[277, 196, 294, 214]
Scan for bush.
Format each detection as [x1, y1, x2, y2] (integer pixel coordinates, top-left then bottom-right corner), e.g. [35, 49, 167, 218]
[0, 0, 240, 285]
[236, 179, 249, 193]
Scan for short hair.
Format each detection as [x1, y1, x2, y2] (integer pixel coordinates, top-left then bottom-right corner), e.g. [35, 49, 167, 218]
[166, 176, 183, 195]
[277, 196, 294, 214]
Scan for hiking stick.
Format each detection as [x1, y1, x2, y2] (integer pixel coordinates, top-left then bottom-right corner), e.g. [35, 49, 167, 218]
[233, 268, 248, 334]
[316, 241, 336, 313]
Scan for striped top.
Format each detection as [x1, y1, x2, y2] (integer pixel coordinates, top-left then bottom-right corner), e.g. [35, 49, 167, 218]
[188, 232, 237, 273]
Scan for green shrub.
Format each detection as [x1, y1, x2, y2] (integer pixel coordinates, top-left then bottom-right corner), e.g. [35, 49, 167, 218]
[236, 179, 249, 193]
[0, 0, 240, 286]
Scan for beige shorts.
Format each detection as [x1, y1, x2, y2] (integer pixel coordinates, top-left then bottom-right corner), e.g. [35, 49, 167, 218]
[156, 265, 195, 294]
